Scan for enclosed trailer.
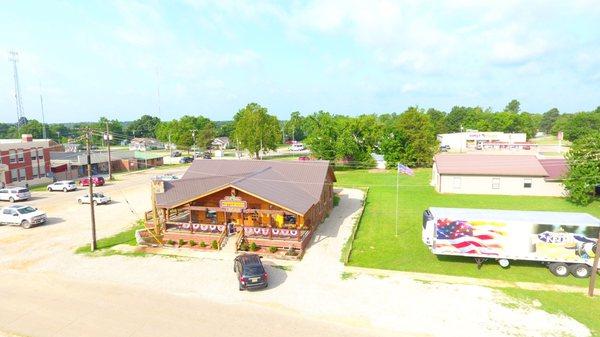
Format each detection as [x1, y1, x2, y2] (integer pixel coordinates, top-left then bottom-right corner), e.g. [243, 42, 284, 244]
[422, 207, 599, 277]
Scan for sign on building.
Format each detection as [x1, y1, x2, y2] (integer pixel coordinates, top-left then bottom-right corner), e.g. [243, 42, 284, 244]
[219, 196, 247, 212]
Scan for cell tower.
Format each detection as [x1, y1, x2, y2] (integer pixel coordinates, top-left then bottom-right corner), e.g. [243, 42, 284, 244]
[9, 51, 25, 132]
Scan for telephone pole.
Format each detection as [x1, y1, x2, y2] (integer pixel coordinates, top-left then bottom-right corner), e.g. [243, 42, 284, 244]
[85, 128, 97, 251]
[105, 121, 113, 181]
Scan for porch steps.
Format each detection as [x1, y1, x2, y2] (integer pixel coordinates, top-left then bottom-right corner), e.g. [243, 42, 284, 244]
[222, 231, 241, 254]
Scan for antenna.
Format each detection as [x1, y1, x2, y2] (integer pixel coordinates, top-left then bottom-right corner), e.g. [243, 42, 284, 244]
[9, 51, 25, 132]
[39, 81, 47, 139]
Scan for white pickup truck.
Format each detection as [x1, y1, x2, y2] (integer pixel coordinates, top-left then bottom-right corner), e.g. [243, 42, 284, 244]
[0, 205, 47, 229]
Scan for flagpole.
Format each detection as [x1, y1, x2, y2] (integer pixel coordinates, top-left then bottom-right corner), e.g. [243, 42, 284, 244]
[395, 162, 399, 237]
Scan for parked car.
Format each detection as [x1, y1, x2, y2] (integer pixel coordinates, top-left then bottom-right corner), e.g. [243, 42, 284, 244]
[439, 145, 451, 152]
[80, 176, 105, 187]
[202, 152, 212, 159]
[288, 143, 305, 151]
[47, 180, 77, 192]
[234, 254, 268, 291]
[0, 205, 47, 229]
[0, 187, 31, 202]
[298, 156, 311, 161]
[179, 156, 193, 164]
[77, 193, 111, 205]
[170, 150, 182, 157]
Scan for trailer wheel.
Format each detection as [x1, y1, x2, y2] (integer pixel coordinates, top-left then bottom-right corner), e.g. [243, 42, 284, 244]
[569, 264, 591, 278]
[548, 262, 569, 277]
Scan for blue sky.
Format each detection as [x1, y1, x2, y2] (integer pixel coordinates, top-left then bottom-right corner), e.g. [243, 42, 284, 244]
[1, 0, 599, 123]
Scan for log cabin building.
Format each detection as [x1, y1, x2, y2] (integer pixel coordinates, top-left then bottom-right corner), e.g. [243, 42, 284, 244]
[142, 160, 335, 254]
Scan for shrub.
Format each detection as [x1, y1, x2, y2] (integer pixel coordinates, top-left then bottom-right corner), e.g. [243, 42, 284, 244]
[333, 194, 340, 207]
[166, 239, 176, 246]
[269, 246, 278, 253]
[285, 247, 298, 256]
[178, 239, 187, 246]
[239, 242, 249, 251]
[189, 240, 197, 247]
[249, 242, 259, 252]
[211, 240, 219, 250]
[200, 241, 207, 248]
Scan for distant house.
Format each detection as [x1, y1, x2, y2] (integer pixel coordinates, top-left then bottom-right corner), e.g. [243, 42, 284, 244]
[211, 137, 230, 150]
[129, 138, 164, 151]
[431, 154, 568, 197]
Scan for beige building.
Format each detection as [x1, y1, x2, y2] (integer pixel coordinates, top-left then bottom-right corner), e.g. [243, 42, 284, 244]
[431, 154, 568, 197]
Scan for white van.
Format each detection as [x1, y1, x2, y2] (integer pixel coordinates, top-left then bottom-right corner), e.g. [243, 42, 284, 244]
[289, 143, 306, 151]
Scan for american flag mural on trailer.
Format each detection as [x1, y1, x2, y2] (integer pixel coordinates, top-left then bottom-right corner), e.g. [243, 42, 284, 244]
[434, 218, 506, 255]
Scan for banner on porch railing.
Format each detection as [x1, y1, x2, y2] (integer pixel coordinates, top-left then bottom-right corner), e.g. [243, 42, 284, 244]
[243, 227, 300, 237]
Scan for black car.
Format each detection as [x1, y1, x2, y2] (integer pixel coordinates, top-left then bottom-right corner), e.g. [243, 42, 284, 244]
[179, 156, 193, 164]
[170, 150, 182, 157]
[234, 254, 268, 291]
[202, 152, 212, 159]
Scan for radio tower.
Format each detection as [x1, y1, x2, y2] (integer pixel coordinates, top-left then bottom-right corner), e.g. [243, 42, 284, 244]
[9, 51, 25, 132]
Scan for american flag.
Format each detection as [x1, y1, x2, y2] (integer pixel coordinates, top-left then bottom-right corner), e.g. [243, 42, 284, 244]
[435, 218, 503, 255]
[397, 163, 414, 176]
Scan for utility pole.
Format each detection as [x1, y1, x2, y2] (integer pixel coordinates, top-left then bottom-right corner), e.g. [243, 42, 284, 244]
[588, 231, 600, 297]
[168, 133, 172, 157]
[191, 129, 197, 152]
[105, 121, 113, 181]
[85, 129, 97, 251]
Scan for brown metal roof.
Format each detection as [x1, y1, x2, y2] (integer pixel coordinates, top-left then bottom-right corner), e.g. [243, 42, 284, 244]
[539, 158, 569, 181]
[156, 159, 335, 214]
[434, 154, 549, 177]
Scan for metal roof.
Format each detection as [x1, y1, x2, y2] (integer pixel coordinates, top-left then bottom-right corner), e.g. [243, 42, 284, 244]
[428, 207, 600, 226]
[434, 154, 549, 177]
[156, 159, 335, 214]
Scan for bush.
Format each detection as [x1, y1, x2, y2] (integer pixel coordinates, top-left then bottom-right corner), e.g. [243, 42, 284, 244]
[200, 241, 207, 248]
[239, 242, 249, 251]
[269, 246, 278, 253]
[211, 240, 219, 250]
[285, 247, 298, 256]
[166, 239, 176, 246]
[178, 239, 187, 246]
[189, 240, 197, 247]
[249, 242, 259, 252]
[333, 194, 340, 207]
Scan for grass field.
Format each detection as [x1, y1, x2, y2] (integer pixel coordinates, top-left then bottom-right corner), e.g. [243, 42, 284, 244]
[75, 223, 142, 254]
[336, 169, 600, 334]
[335, 168, 600, 287]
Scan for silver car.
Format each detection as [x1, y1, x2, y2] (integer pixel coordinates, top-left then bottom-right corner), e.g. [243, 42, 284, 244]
[47, 180, 77, 192]
[0, 188, 31, 202]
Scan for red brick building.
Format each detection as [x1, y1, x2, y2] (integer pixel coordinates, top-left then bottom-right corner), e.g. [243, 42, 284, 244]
[0, 135, 56, 187]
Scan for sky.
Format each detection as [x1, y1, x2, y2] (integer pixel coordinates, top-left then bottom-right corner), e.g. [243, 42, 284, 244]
[0, 0, 599, 123]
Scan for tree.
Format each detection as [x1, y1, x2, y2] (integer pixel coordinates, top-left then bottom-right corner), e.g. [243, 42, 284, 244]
[381, 107, 437, 167]
[197, 121, 217, 150]
[552, 110, 600, 142]
[564, 133, 600, 205]
[126, 115, 161, 138]
[284, 111, 307, 141]
[504, 99, 521, 114]
[303, 111, 338, 161]
[94, 117, 123, 146]
[232, 103, 281, 158]
[155, 115, 214, 151]
[444, 106, 484, 132]
[539, 108, 560, 134]
[426, 108, 447, 135]
[19, 119, 44, 138]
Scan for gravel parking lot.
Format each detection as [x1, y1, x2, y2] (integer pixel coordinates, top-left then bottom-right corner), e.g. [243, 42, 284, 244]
[0, 171, 591, 337]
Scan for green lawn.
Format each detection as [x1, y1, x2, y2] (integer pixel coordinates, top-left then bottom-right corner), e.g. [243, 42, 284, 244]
[500, 288, 600, 336]
[335, 169, 600, 287]
[75, 223, 142, 254]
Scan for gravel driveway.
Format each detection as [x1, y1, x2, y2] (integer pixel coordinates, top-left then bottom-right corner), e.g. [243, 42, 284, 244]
[0, 174, 591, 337]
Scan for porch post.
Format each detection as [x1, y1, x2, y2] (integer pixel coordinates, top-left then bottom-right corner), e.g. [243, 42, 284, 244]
[269, 213, 273, 240]
[188, 204, 192, 234]
[297, 215, 301, 241]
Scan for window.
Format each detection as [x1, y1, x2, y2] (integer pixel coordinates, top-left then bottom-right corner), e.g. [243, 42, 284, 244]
[39, 164, 46, 176]
[17, 150, 24, 162]
[37, 148, 44, 159]
[452, 177, 461, 189]
[492, 177, 500, 189]
[18, 168, 26, 181]
[2, 209, 13, 215]
[524, 178, 532, 188]
[32, 165, 38, 177]
[9, 150, 16, 163]
[30, 149, 37, 160]
[10, 169, 17, 182]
